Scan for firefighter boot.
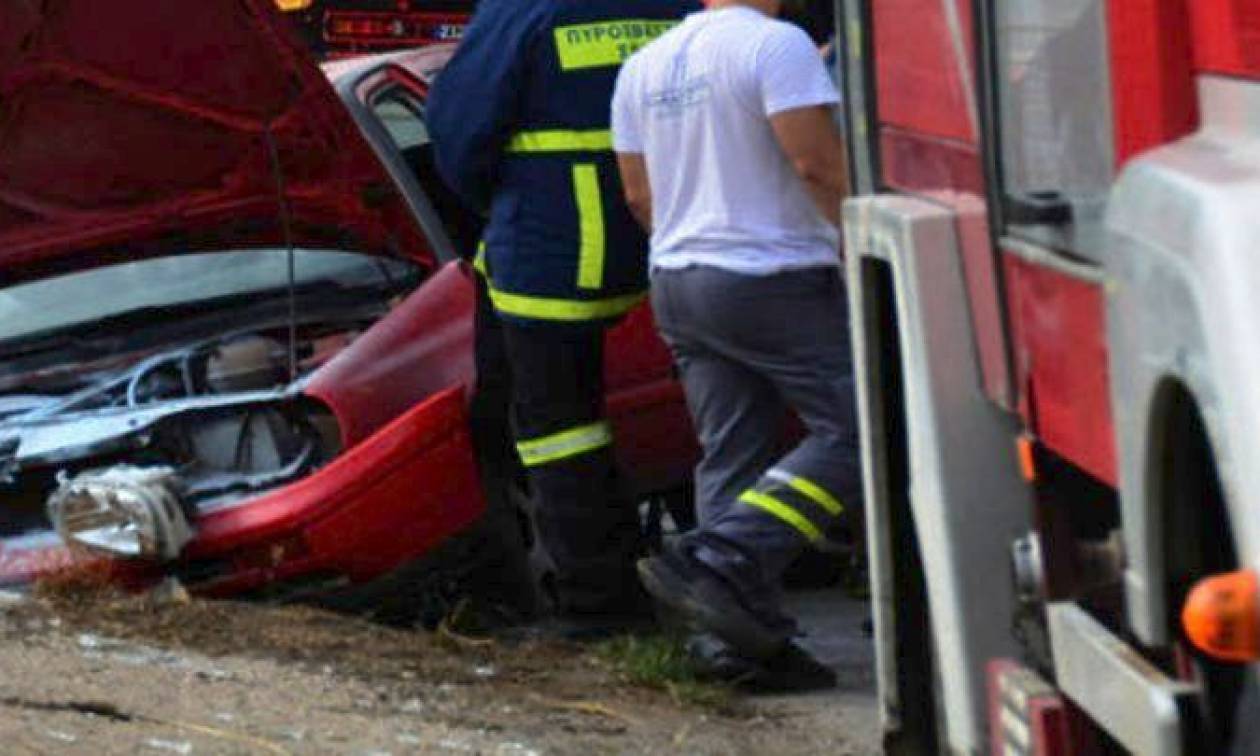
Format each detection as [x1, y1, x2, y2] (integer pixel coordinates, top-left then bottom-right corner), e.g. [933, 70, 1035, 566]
[686, 633, 837, 692]
[637, 541, 791, 659]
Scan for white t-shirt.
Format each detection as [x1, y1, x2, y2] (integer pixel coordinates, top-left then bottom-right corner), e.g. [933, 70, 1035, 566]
[611, 6, 841, 275]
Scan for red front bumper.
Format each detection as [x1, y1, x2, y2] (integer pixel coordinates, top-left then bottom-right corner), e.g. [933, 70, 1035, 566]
[0, 387, 486, 596]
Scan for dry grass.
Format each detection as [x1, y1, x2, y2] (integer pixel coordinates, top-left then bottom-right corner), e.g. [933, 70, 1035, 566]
[597, 633, 737, 711]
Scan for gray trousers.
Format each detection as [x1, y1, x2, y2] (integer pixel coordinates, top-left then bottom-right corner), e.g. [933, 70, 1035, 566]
[651, 265, 862, 630]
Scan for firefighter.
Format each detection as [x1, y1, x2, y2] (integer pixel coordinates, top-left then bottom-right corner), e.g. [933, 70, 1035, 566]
[426, 0, 700, 637]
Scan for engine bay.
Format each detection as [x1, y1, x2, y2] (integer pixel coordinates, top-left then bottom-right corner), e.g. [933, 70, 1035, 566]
[0, 321, 363, 560]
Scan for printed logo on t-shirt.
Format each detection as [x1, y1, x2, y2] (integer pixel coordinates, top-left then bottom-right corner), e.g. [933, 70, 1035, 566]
[645, 41, 710, 117]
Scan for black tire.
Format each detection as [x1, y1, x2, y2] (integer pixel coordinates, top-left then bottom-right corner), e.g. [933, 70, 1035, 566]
[1161, 391, 1250, 754]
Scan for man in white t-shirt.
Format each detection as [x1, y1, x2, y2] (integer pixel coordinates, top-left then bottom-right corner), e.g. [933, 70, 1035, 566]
[612, 0, 858, 687]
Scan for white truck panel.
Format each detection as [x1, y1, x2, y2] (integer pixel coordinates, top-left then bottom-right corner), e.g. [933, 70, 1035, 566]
[846, 195, 1033, 754]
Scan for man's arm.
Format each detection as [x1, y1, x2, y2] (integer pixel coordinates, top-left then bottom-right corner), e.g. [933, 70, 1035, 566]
[426, 0, 539, 212]
[611, 58, 651, 231]
[616, 152, 652, 231]
[770, 105, 849, 227]
[756, 23, 849, 228]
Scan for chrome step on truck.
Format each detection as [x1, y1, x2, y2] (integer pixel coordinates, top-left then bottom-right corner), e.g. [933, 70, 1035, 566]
[987, 604, 1205, 756]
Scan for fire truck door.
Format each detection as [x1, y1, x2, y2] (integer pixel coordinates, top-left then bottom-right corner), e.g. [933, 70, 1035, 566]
[989, 0, 1120, 485]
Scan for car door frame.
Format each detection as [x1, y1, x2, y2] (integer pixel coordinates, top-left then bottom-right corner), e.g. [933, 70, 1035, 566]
[330, 62, 460, 266]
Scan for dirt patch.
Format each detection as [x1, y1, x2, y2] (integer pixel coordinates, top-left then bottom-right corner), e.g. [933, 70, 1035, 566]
[0, 586, 880, 755]
[20, 580, 739, 709]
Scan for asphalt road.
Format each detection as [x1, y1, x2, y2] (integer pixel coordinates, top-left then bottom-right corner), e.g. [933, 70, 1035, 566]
[769, 589, 883, 755]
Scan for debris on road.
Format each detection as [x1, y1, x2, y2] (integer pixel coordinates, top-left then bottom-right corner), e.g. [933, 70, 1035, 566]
[0, 589, 879, 754]
[147, 578, 191, 608]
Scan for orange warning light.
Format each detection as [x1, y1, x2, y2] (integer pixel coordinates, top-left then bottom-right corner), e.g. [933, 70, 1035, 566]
[1016, 435, 1038, 483]
[275, 0, 313, 12]
[1182, 569, 1260, 663]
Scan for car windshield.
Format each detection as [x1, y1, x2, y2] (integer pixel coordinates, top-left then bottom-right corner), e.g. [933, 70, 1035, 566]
[0, 248, 418, 347]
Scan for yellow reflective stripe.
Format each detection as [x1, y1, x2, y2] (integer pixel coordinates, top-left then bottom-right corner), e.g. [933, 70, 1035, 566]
[507, 129, 613, 154]
[473, 242, 488, 277]
[572, 164, 605, 290]
[553, 19, 679, 71]
[739, 491, 823, 543]
[766, 470, 844, 516]
[487, 286, 644, 322]
[517, 422, 613, 467]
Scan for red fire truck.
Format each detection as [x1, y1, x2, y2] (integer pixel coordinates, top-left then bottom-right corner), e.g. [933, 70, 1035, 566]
[837, 0, 1259, 753]
[276, 0, 472, 58]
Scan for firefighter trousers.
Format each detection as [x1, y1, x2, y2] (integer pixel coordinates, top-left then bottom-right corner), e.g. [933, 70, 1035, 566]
[650, 265, 862, 631]
[499, 321, 644, 617]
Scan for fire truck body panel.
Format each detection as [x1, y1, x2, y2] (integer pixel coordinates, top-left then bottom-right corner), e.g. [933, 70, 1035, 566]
[1191, 0, 1260, 81]
[845, 195, 1033, 753]
[1002, 251, 1116, 485]
[866, 0, 1018, 418]
[872, 0, 978, 145]
[842, 0, 1260, 752]
[1108, 74, 1260, 647]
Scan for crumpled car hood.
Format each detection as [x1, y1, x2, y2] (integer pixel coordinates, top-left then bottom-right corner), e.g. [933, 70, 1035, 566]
[0, 0, 433, 285]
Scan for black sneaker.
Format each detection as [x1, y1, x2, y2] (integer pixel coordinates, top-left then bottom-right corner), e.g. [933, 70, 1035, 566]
[686, 633, 762, 684]
[687, 634, 838, 693]
[637, 546, 789, 659]
[747, 642, 838, 692]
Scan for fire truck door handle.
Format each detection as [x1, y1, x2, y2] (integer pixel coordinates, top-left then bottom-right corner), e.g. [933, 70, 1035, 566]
[1003, 191, 1073, 226]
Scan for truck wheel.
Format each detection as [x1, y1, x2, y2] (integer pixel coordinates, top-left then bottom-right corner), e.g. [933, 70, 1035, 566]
[1162, 393, 1252, 753]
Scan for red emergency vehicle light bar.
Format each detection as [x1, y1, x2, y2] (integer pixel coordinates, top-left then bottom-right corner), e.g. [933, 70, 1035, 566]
[324, 11, 467, 47]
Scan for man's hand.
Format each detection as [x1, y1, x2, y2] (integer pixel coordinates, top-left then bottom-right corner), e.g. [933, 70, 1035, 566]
[769, 105, 849, 227]
[616, 152, 653, 232]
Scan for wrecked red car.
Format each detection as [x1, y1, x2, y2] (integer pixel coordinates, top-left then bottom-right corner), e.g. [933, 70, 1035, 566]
[0, 1, 695, 614]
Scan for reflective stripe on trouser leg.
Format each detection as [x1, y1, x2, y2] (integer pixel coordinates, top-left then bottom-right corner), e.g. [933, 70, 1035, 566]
[502, 324, 639, 613]
[763, 469, 845, 516]
[737, 472, 845, 544]
[516, 421, 614, 468]
[572, 163, 605, 290]
[738, 491, 823, 543]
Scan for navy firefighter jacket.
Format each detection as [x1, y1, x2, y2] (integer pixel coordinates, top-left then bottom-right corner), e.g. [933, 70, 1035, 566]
[427, 0, 700, 326]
